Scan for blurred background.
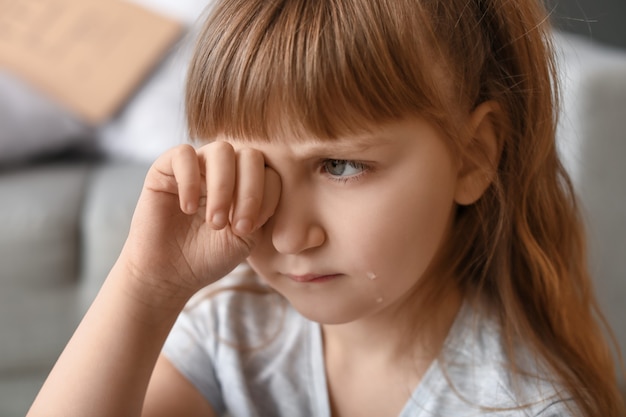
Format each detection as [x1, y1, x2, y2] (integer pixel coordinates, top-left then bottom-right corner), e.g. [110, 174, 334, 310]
[0, 0, 625, 416]
[550, 0, 626, 49]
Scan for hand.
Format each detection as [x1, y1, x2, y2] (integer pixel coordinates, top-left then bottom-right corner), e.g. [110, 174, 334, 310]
[118, 142, 281, 302]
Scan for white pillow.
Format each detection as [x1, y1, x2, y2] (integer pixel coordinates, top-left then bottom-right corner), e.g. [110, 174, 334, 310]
[0, 70, 92, 165]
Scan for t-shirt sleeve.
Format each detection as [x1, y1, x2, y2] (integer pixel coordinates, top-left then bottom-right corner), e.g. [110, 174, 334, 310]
[161, 292, 226, 415]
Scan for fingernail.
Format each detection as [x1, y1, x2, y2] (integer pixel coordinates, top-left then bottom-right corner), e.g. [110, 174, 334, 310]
[211, 211, 227, 228]
[235, 219, 252, 235]
[185, 202, 197, 213]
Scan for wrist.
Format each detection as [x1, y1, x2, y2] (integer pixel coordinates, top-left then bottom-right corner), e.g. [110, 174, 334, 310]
[107, 255, 197, 324]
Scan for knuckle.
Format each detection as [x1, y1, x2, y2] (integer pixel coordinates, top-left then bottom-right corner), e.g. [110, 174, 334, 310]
[173, 143, 195, 157]
[237, 195, 263, 212]
[238, 147, 263, 162]
[211, 179, 233, 196]
[210, 140, 235, 154]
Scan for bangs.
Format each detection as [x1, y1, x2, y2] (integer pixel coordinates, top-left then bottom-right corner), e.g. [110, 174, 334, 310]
[186, 0, 449, 142]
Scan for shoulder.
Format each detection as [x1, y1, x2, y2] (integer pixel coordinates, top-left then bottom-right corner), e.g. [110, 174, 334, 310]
[186, 265, 284, 323]
[173, 264, 298, 353]
[163, 264, 324, 416]
[418, 303, 579, 416]
[532, 399, 580, 416]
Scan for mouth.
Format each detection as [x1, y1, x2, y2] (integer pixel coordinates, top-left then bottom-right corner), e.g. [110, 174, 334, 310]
[285, 273, 342, 283]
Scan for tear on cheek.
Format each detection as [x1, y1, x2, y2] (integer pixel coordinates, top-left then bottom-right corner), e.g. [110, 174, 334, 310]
[364, 271, 384, 304]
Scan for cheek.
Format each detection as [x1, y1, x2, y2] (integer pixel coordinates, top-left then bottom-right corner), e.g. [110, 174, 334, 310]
[339, 174, 457, 283]
[246, 237, 275, 276]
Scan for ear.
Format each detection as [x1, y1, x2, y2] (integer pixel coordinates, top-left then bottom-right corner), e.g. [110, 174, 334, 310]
[454, 101, 503, 206]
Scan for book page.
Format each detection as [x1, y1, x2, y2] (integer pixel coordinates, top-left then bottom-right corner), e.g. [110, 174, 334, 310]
[0, 0, 184, 123]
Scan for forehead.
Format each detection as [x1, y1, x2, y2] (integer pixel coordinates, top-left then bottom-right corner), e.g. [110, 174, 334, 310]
[218, 116, 448, 158]
[217, 128, 383, 155]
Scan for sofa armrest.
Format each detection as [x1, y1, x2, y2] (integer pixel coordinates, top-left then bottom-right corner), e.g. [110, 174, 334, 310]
[556, 33, 626, 387]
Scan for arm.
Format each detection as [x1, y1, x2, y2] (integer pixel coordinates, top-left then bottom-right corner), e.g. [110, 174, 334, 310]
[26, 143, 280, 417]
[141, 355, 217, 417]
[26, 260, 191, 417]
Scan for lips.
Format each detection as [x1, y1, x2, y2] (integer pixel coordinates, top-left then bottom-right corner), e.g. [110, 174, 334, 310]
[285, 273, 341, 283]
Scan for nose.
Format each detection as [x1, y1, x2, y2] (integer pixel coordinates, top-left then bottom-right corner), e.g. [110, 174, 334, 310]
[269, 185, 326, 254]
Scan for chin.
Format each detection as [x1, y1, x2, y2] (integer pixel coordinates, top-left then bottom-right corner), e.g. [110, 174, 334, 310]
[288, 299, 373, 325]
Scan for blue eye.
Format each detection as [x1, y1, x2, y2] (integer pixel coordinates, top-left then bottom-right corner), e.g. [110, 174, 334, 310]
[323, 159, 367, 178]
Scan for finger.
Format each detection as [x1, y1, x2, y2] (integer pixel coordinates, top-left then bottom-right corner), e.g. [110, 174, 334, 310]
[202, 141, 236, 229]
[170, 144, 202, 214]
[232, 148, 265, 236]
[257, 166, 281, 228]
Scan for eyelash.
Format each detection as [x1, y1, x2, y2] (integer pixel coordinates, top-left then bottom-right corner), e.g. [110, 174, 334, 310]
[320, 159, 371, 183]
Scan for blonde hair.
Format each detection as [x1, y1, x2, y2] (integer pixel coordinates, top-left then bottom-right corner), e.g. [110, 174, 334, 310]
[185, 0, 625, 415]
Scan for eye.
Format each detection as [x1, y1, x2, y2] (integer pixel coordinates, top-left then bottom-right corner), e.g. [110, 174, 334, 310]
[322, 159, 367, 178]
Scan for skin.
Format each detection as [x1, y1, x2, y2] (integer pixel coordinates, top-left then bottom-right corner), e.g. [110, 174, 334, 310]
[241, 119, 465, 416]
[26, 105, 498, 417]
[244, 120, 458, 323]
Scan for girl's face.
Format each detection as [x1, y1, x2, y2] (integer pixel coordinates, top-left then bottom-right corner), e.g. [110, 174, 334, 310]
[238, 118, 461, 325]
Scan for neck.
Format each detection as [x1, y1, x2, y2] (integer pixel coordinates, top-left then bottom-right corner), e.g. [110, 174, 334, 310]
[322, 286, 463, 368]
[321, 287, 463, 417]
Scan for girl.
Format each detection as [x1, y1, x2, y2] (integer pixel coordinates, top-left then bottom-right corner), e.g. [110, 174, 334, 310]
[28, 0, 625, 416]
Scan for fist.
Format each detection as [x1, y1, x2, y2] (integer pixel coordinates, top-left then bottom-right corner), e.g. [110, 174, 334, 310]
[120, 142, 281, 297]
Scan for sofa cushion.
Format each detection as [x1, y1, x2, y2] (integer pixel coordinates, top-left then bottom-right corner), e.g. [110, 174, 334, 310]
[0, 162, 92, 373]
[0, 162, 92, 289]
[79, 162, 150, 312]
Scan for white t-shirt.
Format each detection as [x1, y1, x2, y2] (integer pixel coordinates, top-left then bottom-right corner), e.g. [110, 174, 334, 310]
[162, 267, 577, 416]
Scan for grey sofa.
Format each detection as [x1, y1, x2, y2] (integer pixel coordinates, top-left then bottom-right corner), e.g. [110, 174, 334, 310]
[1, 32, 625, 416]
[0, 158, 150, 416]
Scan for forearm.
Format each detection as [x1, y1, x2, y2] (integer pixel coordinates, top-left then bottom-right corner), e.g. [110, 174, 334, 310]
[26, 142, 276, 416]
[26, 261, 190, 417]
